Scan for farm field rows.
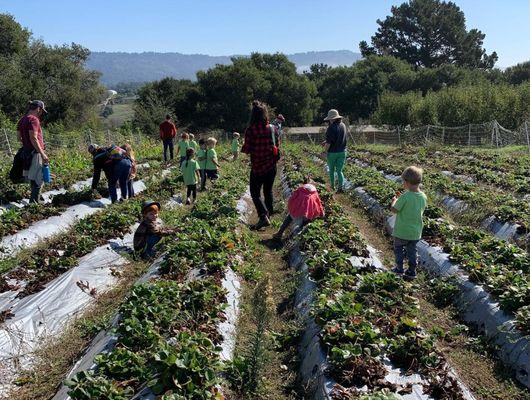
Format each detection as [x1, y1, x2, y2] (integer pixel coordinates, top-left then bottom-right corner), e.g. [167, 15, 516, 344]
[0, 139, 528, 400]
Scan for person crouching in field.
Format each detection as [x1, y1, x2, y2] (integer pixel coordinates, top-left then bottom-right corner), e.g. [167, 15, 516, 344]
[273, 176, 324, 241]
[390, 166, 427, 279]
[231, 132, 240, 160]
[133, 201, 176, 259]
[181, 148, 200, 205]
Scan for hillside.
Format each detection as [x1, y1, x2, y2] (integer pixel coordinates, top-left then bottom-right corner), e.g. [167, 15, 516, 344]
[86, 50, 362, 87]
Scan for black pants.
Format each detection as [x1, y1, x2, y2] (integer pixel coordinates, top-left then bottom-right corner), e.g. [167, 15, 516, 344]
[250, 167, 276, 218]
[186, 184, 197, 200]
[163, 139, 174, 161]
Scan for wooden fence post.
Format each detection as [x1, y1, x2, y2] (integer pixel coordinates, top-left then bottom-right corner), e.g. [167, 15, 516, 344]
[397, 126, 401, 146]
[468, 124, 472, 146]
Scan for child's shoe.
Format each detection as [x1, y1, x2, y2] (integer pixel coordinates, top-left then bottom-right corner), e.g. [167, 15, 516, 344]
[185, 198, 191, 205]
[391, 266, 404, 275]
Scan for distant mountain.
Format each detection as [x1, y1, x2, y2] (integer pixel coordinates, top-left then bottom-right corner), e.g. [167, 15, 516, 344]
[86, 50, 362, 87]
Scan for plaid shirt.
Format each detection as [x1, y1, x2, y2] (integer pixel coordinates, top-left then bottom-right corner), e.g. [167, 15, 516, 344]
[241, 122, 279, 175]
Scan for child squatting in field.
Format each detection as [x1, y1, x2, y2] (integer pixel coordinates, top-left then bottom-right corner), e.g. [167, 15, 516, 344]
[133, 201, 177, 259]
[390, 166, 427, 279]
[273, 176, 324, 241]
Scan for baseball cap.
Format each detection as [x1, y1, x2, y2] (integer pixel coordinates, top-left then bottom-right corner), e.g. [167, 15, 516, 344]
[30, 100, 48, 113]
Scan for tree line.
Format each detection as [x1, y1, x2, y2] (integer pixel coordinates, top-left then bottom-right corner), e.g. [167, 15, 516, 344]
[132, 0, 530, 134]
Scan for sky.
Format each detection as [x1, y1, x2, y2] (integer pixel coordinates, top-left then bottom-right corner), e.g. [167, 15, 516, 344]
[1, 0, 529, 68]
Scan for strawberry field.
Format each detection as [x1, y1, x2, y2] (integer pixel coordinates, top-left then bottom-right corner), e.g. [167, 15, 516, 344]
[0, 139, 528, 400]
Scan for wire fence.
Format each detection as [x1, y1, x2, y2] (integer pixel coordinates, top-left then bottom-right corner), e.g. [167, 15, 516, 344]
[0, 128, 145, 162]
[284, 120, 530, 153]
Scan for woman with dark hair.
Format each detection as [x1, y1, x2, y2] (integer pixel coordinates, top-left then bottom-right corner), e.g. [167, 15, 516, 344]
[241, 100, 280, 230]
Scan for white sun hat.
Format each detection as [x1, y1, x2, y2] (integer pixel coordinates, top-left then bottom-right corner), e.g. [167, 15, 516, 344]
[324, 109, 343, 121]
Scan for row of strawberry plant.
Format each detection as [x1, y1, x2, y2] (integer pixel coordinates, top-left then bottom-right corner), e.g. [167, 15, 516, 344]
[341, 160, 530, 335]
[351, 145, 530, 194]
[0, 162, 178, 299]
[0, 139, 163, 205]
[348, 148, 530, 231]
[65, 160, 250, 399]
[282, 148, 469, 399]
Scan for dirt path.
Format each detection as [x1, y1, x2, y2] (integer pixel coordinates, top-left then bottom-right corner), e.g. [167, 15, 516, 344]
[228, 178, 301, 399]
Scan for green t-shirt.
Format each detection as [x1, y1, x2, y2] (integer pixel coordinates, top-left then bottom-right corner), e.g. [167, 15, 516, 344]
[205, 148, 218, 170]
[189, 140, 198, 151]
[178, 140, 189, 157]
[197, 148, 207, 170]
[231, 138, 239, 152]
[393, 190, 428, 240]
[181, 159, 200, 185]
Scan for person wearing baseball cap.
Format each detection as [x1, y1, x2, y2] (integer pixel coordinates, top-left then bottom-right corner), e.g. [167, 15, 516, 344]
[16, 100, 49, 203]
[322, 109, 348, 192]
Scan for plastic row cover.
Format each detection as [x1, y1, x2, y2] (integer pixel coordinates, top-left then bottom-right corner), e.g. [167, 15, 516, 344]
[349, 157, 527, 245]
[281, 170, 476, 400]
[0, 180, 147, 259]
[51, 189, 250, 400]
[351, 184, 530, 389]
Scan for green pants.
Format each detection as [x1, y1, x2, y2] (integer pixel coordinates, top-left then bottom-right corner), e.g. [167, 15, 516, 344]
[327, 151, 346, 190]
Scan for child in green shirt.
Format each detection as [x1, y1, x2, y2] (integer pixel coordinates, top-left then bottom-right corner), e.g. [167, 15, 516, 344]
[390, 166, 427, 279]
[181, 148, 201, 205]
[197, 139, 207, 191]
[231, 132, 240, 161]
[176, 133, 189, 167]
[189, 133, 198, 152]
[202, 137, 220, 190]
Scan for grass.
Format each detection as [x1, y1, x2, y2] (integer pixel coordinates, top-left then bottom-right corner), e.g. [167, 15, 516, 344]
[227, 180, 301, 399]
[102, 103, 135, 128]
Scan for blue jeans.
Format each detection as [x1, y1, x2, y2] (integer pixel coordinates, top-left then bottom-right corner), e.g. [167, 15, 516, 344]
[142, 234, 161, 259]
[393, 237, 419, 272]
[126, 179, 135, 198]
[163, 139, 174, 161]
[109, 158, 132, 202]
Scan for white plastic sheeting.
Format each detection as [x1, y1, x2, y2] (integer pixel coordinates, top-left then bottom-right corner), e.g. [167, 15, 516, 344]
[283, 166, 475, 399]
[349, 182, 530, 389]
[0, 228, 137, 396]
[349, 158, 527, 245]
[0, 180, 147, 259]
[52, 189, 249, 400]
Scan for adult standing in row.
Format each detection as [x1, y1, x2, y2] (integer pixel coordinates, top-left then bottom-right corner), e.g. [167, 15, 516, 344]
[242, 100, 280, 230]
[88, 144, 132, 203]
[16, 100, 50, 203]
[323, 109, 347, 192]
[159, 114, 177, 162]
[272, 113, 285, 141]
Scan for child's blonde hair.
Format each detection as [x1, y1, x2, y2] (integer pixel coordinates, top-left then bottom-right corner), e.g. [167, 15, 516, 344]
[189, 133, 195, 140]
[233, 132, 240, 138]
[206, 137, 217, 146]
[123, 143, 135, 161]
[402, 166, 423, 185]
[181, 132, 189, 140]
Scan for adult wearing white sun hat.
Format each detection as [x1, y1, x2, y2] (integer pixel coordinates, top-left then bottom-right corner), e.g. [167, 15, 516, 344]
[323, 109, 347, 192]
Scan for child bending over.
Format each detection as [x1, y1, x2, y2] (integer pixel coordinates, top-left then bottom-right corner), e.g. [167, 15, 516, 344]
[273, 177, 324, 241]
[390, 166, 427, 279]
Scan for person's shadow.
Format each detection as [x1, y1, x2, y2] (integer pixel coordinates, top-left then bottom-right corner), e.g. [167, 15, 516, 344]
[260, 237, 283, 251]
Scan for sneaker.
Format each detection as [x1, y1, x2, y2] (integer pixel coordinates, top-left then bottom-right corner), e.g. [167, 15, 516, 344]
[404, 269, 417, 279]
[250, 216, 271, 230]
[392, 267, 405, 275]
[185, 198, 191, 205]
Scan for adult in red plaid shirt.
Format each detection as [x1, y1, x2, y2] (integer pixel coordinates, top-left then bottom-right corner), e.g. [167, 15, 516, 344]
[241, 101, 280, 230]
